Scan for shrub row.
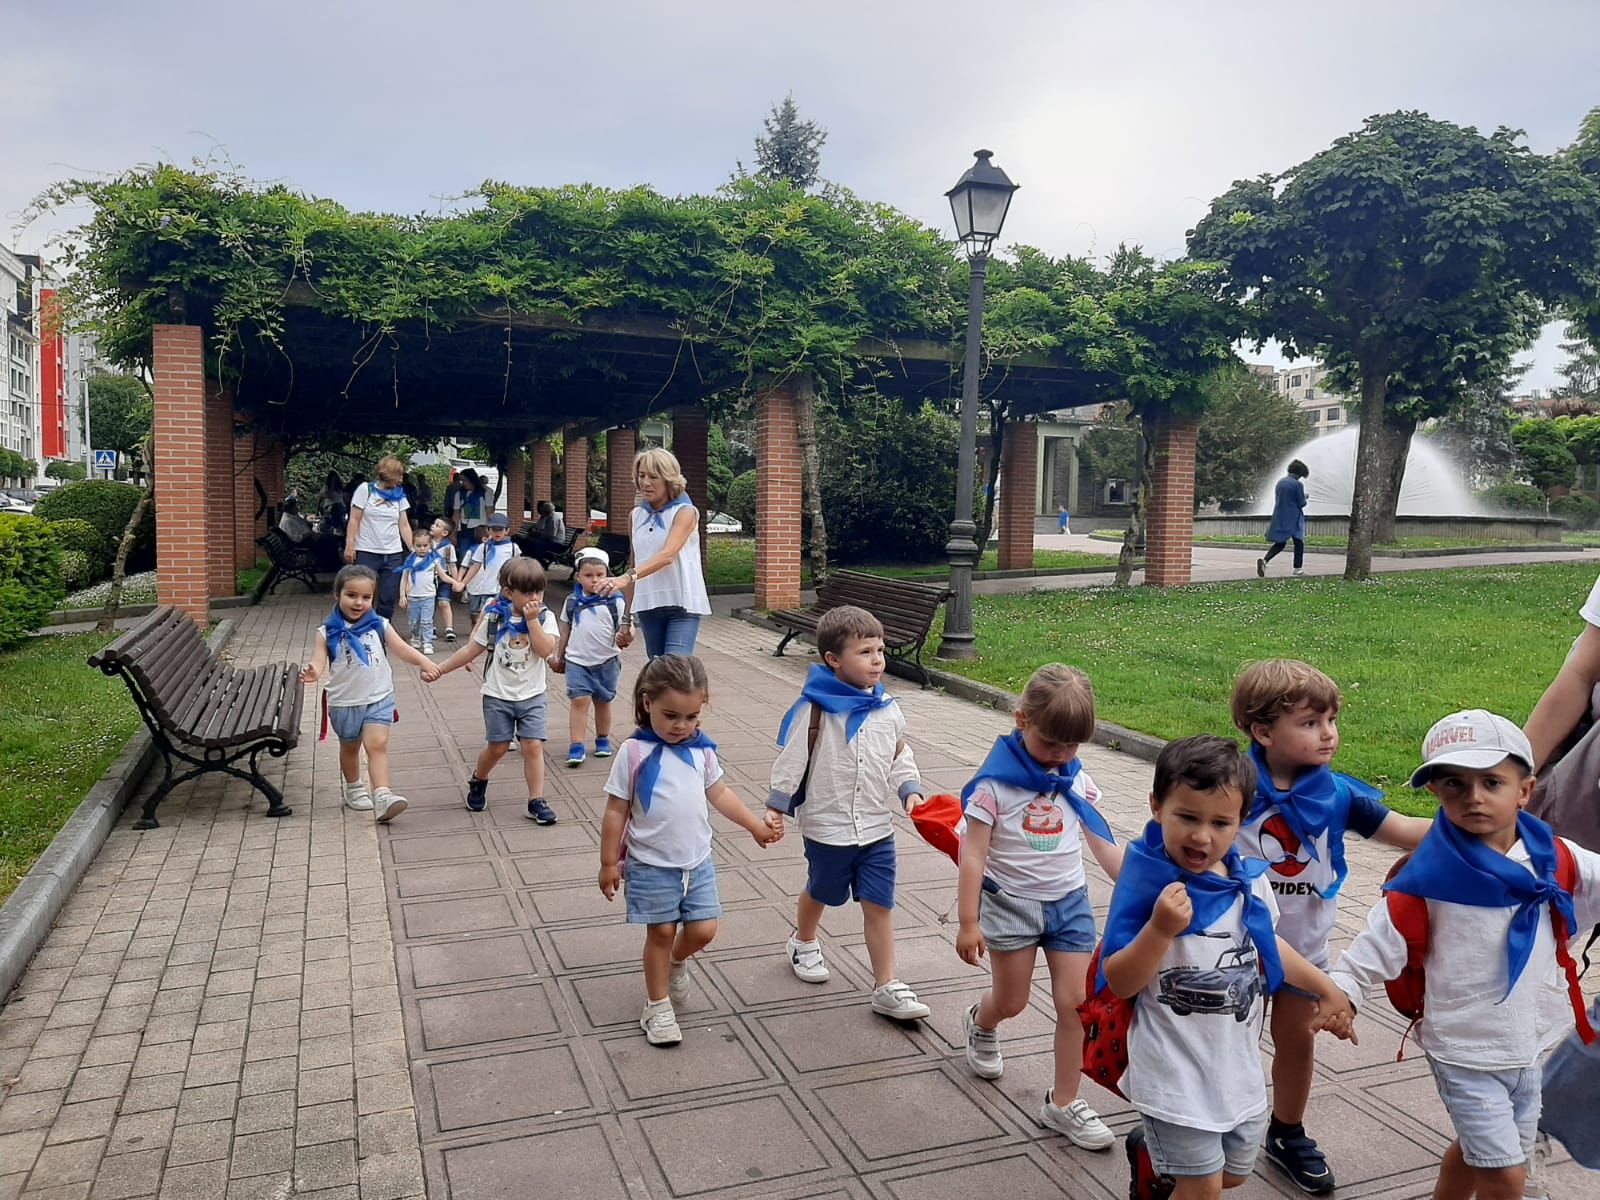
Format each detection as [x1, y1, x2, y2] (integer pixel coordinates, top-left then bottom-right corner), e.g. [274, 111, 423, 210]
[0, 513, 65, 650]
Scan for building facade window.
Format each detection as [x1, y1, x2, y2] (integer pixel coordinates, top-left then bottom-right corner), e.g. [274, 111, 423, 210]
[1326, 406, 1341, 422]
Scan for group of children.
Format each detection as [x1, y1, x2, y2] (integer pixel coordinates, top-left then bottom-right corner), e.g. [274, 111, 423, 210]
[304, 528, 1598, 1200]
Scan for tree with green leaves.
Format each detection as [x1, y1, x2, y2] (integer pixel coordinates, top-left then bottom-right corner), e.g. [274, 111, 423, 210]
[87, 371, 152, 472]
[1190, 110, 1600, 578]
[1425, 362, 1525, 490]
[752, 94, 827, 191]
[45, 460, 88, 482]
[1512, 419, 1578, 494]
[1193, 366, 1312, 506]
[705, 422, 735, 512]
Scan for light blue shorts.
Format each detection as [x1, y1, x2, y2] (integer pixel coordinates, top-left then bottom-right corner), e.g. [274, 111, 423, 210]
[624, 856, 721, 925]
[978, 883, 1096, 953]
[1428, 1057, 1541, 1169]
[328, 695, 395, 744]
[565, 657, 621, 702]
[1141, 1109, 1269, 1178]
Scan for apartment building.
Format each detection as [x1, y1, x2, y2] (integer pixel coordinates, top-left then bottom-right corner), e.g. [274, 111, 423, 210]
[1270, 361, 1352, 436]
[1, 247, 41, 477]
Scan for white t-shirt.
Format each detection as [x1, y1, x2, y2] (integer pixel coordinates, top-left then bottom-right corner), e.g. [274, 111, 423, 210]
[604, 737, 724, 869]
[1122, 876, 1279, 1132]
[1580, 574, 1600, 627]
[631, 502, 710, 616]
[318, 618, 394, 708]
[471, 607, 558, 702]
[962, 769, 1104, 900]
[402, 553, 443, 601]
[350, 482, 409, 554]
[560, 593, 627, 667]
[465, 539, 521, 597]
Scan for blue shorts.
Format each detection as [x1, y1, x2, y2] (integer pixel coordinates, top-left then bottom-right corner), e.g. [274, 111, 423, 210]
[624, 856, 721, 925]
[1428, 1057, 1541, 1169]
[977, 884, 1095, 953]
[802, 836, 896, 909]
[483, 694, 548, 745]
[1142, 1109, 1268, 1178]
[437, 581, 454, 602]
[565, 657, 621, 702]
[328, 695, 396, 744]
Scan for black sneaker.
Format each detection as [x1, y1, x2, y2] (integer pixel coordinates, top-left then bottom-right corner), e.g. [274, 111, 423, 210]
[465, 776, 488, 813]
[1263, 1121, 1335, 1195]
[1124, 1128, 1174, 1200]
[445, 629, 457, 642]
[526, 798, 557, 825]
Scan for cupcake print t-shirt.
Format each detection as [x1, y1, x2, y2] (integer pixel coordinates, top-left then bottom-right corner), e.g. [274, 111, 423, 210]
[962, 769, 1105, 900]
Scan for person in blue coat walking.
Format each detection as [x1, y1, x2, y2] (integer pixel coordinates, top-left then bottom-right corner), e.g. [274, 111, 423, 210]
[1258, 460, 1309, 578]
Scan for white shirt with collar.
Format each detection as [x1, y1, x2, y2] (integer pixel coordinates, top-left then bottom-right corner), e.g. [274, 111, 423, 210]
[767, 700, 922, 847]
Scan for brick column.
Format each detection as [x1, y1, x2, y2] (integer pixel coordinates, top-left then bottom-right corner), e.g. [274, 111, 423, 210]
[153, 325, 210, 622]
[232, 418, 258, 570]
[606, 426, 637, 542]
[531, 440, 553, 506]
[755, 383, 802, 610]
[563, 428, 589, 540]
[1144, 412, 1199, 587]
[204, 381, 237, 598]
[672, 405, 710, 576]
[997, 418, 1037, 571]
[503, 449, 528, 526]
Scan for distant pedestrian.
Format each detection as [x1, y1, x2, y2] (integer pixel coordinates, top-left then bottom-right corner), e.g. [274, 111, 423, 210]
[1057, 505, 1072, 534]
[345, 454, 415, 619]
[1258, 460, 1309, 579]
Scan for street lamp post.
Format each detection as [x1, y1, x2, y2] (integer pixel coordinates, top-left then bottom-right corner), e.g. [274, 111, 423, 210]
[937, 149, 1018, 660]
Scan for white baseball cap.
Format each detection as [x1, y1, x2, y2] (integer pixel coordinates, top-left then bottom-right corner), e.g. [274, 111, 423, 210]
[572, 547, 610, 570]
[1408, 709, 1535, 787]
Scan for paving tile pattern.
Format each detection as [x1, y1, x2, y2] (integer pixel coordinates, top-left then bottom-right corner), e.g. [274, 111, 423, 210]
[3, 591, 1596, 1198]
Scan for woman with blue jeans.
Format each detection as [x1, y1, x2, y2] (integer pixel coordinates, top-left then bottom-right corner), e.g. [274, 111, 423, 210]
[597, 447, 709, 658]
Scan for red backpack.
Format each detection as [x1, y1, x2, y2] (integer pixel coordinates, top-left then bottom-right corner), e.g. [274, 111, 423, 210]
[1382, 839, 1596, 1059]
[1077, 943, 1134, 1097]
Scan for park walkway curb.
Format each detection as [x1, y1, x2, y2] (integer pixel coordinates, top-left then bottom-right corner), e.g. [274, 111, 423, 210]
[0, 620, 236, 1003]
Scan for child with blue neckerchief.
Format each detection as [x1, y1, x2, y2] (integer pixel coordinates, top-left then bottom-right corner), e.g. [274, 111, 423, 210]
[430, 556, 560, 824]
[397, 526, 448, 653]
[301, 564, 439, 823]
[1229, 659, 1429, 1194]
[553, 547, 634, 767]
[459, 512, 522, 619]
[955, 663, 1124, 1149]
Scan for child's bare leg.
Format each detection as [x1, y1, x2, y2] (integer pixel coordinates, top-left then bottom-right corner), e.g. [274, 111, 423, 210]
[521, 740, 545, 796]
[1221, 1173, 1249, 1191]
[643, 923, 677, 1001]
[1433, 1144, 1522, 1200]
[362, 724, 391, 791]
[1172, 1172, 1225, 1200]
[795, 890, 826, 942]
[1045, 949, 1091, 1102]
[568, 696, 592, 744]
[474, 742, 509, 779]
[1270, 991, 1318, 1123]
[975, 946, 1035, 1030]
[338, 739, 363, 785]
[593, 698, 612, 739]
[435, 597, 453, 636]
[861, 900, 897, 988]
[671, 919, 718, 964]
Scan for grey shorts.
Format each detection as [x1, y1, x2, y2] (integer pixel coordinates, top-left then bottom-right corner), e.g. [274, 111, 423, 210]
[483, 694, 548, 745]
[1428, 1057, 1541, 1169]
[978, 884, 1096, 953]
[1142, 1109, 1269, 1178]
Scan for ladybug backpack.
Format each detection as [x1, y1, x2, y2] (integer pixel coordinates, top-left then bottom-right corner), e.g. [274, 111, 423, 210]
[1382, 840, 1597, 1059]
[1077, 944, 1133, 1097]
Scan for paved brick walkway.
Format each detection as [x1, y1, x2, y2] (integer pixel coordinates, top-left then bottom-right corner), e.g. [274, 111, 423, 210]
[2, 592, 1594, 1198]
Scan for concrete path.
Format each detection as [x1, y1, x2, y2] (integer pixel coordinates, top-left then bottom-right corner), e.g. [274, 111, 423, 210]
[1, 590, 1594, 1198]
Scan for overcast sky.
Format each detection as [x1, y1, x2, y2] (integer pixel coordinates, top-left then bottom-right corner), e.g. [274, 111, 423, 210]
[9, 0, 1597, 387]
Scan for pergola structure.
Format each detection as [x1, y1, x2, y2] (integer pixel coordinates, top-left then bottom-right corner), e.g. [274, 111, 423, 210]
[152, 296, 1203, 623]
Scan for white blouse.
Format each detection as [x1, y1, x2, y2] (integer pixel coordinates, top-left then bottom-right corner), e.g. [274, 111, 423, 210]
[631, 502, 710, 616]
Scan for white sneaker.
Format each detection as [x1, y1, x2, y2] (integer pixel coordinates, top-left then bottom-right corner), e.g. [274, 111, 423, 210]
[1524, 1131, 1552, 1199]
[422, 642, 434, 654]
[640, 998, 682, 1046]
[342, 781, 373, 812]
[373, 789, 407, 824]
[785, 935, 829, 983]
[963, 1002, 1003, 1079]
[668, 959, 691, 1009]
[870, 979, 930, 1021]
[1039, 1092, 1114, 1150]
[409, 635, 421, 648]
[1293, 568, 1305, 577]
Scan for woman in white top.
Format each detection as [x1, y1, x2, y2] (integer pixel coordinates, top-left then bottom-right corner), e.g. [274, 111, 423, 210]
[344, 454, 415, 619]
[598, 447, 710, 658]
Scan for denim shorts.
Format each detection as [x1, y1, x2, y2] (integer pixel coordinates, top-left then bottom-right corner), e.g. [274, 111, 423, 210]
[802, 836, 896, 909]
[624, 855, 721, 925]
[565, 657, 621, 702]
[1141, 1109, 1268, 1178]
[978, 884, 1096, 953]
[482, 694, 548, 744]
[437, 581, 454, 602]
[1428, 1056, 1541, 1169]
[328, 695, 396, 743]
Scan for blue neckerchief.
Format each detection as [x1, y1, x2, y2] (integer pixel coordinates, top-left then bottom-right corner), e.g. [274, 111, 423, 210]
[638, 491, 692, 531]
[483, 595, 535, 644]
[475, 539, 513, 579]
[1385, 810, 1577, 999]
[1246, 745, 1379, 901]
[402, 547, 444, 581]
[631, 726, 718, 813]
[462, 491, 482, 520]
[323, 607, 384, 666]
[569, 583, 622, 626]
[1098, 821, 1284, 995]
[959, 730, 1115, 845]
[370, 481, 407, 503]
[777, 663, 894, 746]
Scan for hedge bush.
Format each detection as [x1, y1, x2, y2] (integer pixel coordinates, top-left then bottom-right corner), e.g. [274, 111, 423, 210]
[45, 518, 112, 581]
[1476, 481, 1546, 514]
[1549, 494, 1600, 530]
[0, 512, 65, 650]
[725, 470, 758, 536]
[33, 480, 156, 571]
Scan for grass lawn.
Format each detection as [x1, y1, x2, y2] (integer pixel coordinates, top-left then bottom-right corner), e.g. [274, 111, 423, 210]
[0, 631, 142, 902]
[933, 561, 1597, 816]
[704, 537, 1117, 587]
[1562, 531, 1600, 546]
[237, 556, 270, 595]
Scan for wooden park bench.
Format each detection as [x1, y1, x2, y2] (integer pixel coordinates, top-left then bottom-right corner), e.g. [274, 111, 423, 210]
[514, 524, 584, 575]
[256, 529, 321, 594]
[89, 606, 303, 829]
[596, 532, 631, 574]
[771, 569, 952, 686]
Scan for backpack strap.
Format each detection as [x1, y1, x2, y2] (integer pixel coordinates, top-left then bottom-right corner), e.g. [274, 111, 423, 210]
[1551, 840, 1598, 1045]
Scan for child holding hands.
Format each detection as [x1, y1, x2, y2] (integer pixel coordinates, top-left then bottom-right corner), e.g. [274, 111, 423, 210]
[397, 526, 448, 653]
[553, 546, 633, 767]
[599, 655, 783, 1046]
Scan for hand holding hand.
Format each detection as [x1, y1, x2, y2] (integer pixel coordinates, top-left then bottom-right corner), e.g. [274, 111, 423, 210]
[549, 655, 566, 675]
[598, 863, 621, 900]
[751, 821, 782, 848]
[1151, 881, 1192, 937]
[616, 627, 634, 649]
[420, 664, 441, 683]
[1313, 992, 1358, 1043]
[764, 809, 785, 837]
[956, 923, 987, 966]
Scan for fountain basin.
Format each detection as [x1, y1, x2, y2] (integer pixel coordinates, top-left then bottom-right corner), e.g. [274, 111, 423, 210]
[1193, 513, 1563, 543]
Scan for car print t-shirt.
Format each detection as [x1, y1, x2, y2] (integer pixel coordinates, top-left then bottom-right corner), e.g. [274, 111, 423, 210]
[1122, 876, 1278, 1131]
